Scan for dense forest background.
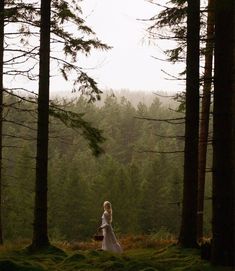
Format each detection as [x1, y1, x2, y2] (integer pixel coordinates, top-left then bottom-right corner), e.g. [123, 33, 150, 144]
[2, 90, 212, 241]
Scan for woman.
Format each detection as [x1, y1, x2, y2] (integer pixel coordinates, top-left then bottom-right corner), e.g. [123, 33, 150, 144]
[99, 201, 122, 253]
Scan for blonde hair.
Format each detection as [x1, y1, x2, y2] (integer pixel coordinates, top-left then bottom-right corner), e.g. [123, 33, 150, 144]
[103, 201, 112, 223]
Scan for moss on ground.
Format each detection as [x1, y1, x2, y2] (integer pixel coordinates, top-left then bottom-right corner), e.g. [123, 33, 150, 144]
[0, 243, 233, 271]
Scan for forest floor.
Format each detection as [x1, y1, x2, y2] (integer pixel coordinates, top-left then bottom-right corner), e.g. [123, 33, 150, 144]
[0, 235, 233, 271]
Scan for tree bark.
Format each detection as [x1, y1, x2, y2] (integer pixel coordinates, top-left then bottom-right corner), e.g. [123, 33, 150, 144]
[211, 0, 235, 266]
[178, 0, 200, 248]
[197, 0, 214, 242]
[31, 0, 51, 249]
[0, 0, 5, 245]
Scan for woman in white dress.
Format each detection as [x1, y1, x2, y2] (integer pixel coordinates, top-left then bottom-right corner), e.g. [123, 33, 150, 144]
[99, 201, 122, 253]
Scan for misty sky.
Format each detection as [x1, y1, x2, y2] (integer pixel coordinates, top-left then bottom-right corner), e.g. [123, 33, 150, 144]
[5, 0, 185, 97]
[67, 0, 185, 94]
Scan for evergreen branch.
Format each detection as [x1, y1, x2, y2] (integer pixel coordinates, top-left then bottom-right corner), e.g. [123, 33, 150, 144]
[145, 1, 169, 9]
[3, 100, 22, 107]
[49, 107, 105, 156]
[153, 92, 176, 98]
[168, 107, 185, 114]
[161, 69, 186, 81]
[50, 57, 103, 102]
[4, 47, 39, 64]
[2, 133, 36, 141]
[4, 31, 39, 36]
[50, 24, 110, 58]
[3, 105, 36, 113]
[3, 89, 105, 155]
[136, 149, 184, 154]
[4, 63, 38, 76]
[3, 119, 37, 131]
[135, 116, 185, 124]
[73, 72, 102, 102]
[2, 145, 24, 149]
[5, 87, 38, 97]
[154, 133, 185, 139]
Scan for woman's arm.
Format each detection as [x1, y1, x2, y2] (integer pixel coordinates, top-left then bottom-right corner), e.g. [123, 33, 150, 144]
[100, 212, 111, 229]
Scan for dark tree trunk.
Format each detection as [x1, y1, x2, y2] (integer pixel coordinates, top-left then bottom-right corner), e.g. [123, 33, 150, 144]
[31, 0, 51, 249]
[0, 0, 5, 245]
[211, 0, 235, 266]
[178, 0, 200, 248]
[197, 0, 215, 242]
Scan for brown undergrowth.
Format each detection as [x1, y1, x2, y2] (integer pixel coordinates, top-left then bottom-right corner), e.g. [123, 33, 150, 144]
[0, 236, 233, 271]
[55, 234, 177, 251]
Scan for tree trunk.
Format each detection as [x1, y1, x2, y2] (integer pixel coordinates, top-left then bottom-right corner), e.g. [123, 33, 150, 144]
[211, 0, 235, 266]
[178, 0, 200, 248]
[31, 0, 51, 249]
[0, 0, 5, 245]
[197, 0, 214, 242]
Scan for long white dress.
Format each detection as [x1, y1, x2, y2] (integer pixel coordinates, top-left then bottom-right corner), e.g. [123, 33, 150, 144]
[100, 210, 122, 253]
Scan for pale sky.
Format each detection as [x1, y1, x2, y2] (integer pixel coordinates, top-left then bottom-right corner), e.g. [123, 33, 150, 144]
[48, 0, 185, 96]
[73, 0, 185, 94]
[5, 0, 185, 97]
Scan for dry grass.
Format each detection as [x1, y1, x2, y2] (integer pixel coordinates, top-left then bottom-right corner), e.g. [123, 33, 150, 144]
[54, 234, 177, 252]
[0, 236, 233, 271]
[0, 239, 30, 254]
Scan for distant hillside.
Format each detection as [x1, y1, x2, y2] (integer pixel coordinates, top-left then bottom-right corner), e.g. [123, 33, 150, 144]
[51, 88, 179, 108]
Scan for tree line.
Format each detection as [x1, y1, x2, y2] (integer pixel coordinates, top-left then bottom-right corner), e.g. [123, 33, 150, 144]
[2, 93, 191, 241]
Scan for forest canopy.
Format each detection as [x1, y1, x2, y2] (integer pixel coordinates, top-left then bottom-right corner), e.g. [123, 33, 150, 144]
[2, 90, 212, 241]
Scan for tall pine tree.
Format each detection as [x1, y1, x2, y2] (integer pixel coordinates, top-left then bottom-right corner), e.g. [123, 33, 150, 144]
[30, 0, 51, 249]
[178, 0, 200, 248]
[197, 0, 215, 242]
[0, 0, 4, 245]
[211, 0, 235, 266]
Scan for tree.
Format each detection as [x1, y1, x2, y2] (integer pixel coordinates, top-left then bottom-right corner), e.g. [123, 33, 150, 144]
[211, 0, 235, 266]
[0, 0, 43, 245]
[197, 0, 215, 242]
[0, 0, 4, 245]
[178, 0, 200, 247]
[146, 0, 215, 243]
[30, 0, 51, 250]
[29, 0, 109, 250]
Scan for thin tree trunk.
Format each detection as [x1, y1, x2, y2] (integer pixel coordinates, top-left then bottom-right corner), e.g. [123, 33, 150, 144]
[0, 0, 5, 245]
[178, 0, 200, 248]
[31, 0, 51, 249]
[211, 0, 235, 266]
[197, 0, 214, 242]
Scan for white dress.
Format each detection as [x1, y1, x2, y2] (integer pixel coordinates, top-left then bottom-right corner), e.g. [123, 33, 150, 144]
[100, 211, 122, 253]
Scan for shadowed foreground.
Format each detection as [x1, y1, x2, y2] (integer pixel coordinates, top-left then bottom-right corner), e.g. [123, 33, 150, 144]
[0, 238, 233, 271]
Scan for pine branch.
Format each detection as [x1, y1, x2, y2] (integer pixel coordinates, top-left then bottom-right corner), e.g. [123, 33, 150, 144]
[2, 145, 24, 149]
[136, 149, 184, 154]
[3, 119, 37, 131]
[153, 92, 177, 98]
[2, 133, 36, 141]
[135, 116, 185, 124]
[48, 106, 105, 156]
[154, 133, 185, 139]
[4, 47, 39, 64]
